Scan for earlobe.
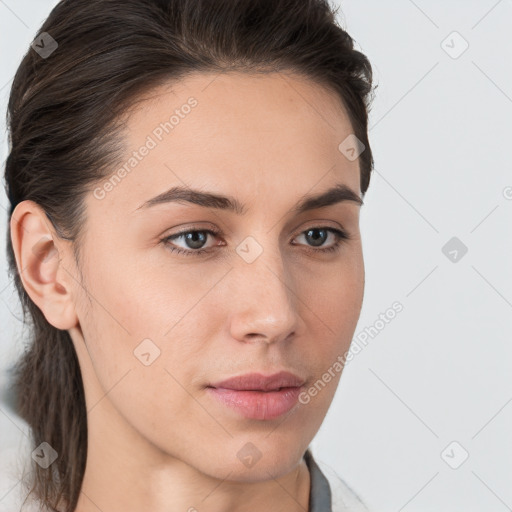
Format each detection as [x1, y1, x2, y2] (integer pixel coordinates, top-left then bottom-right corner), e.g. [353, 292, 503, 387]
[9, 200, 79, 330]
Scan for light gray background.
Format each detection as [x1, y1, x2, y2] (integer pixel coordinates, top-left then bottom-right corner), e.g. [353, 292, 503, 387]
[1, 1, 511, 511]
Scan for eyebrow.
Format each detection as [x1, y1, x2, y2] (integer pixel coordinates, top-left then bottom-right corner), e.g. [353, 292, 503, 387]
[134, 183, 363, 215]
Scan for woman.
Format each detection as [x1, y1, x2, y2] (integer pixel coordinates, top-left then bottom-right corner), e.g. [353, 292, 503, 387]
[4, 0, 375, 510]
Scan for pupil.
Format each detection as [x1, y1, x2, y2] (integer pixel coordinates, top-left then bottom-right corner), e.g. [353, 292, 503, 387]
[306, 228, 327, 247]
[186, 232, 206, 249]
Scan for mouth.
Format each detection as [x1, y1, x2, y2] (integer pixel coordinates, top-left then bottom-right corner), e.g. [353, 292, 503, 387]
[206, 385, 298, 392]
[208, 370, 306, 392]
[206, 371, 306, 420]
[206, 386, 304, 420]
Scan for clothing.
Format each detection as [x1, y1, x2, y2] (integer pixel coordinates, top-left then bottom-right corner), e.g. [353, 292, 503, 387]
[304, 448, 370, 512]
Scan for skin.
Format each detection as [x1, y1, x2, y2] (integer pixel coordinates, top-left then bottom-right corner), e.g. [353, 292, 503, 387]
[10, 70, 365, 512]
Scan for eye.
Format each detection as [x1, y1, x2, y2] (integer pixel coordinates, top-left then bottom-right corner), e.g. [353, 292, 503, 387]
[161, 226, 350, 257]
[161, 228, 220, 257]
[292, 227, 350, 254]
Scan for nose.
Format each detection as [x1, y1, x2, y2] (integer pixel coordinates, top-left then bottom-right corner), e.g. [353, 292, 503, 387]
[228, 243, 301, 345]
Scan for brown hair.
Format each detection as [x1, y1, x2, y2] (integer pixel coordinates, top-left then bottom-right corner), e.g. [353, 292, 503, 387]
[3, 0, 375, 510]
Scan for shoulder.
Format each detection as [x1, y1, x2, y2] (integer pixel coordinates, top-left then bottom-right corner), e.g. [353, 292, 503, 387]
[306, 449, 371, 512]
[0, 426, 46, 512]
[0, 447, 39, 512]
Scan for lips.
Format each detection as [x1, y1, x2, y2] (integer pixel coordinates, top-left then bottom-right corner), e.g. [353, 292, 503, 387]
[208, 371, 305, 392]
[206, 371, 306, 420]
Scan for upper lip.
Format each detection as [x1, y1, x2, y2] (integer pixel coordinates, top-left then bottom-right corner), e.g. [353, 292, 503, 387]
[209, 371, 305, 391]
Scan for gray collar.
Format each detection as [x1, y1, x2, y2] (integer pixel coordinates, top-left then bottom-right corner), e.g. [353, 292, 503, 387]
[304, 448, 332, 512]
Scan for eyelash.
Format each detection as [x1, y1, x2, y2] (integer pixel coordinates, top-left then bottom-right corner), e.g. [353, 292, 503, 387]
[161, 226, 350, 257]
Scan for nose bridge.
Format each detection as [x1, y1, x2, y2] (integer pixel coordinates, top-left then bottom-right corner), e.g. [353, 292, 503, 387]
[229, 233, 300, 342]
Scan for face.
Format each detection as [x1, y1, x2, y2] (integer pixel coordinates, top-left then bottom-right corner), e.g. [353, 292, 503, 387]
[66, 71, 365, 481]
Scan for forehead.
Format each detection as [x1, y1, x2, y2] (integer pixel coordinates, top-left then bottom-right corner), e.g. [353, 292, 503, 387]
[88, 71, 360, 217]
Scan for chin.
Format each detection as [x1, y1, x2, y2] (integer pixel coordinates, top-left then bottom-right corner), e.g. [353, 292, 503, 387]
[199, 438, 307, 482]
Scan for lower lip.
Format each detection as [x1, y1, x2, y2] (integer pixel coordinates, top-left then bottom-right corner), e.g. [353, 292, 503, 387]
[206, 386, 303, 420]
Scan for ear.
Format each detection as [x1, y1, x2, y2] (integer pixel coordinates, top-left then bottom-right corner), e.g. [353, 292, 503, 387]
[9, 200, 79, 330]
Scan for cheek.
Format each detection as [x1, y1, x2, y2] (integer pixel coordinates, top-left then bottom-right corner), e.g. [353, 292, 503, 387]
[77, 294, 203, 450]
[97, 357, 201, 456]
[305, 247, 364, 324]
[298, 251, 364, 377]
[76, 234, 222, 385]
